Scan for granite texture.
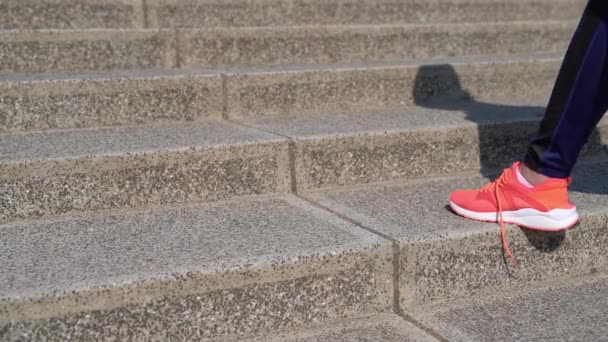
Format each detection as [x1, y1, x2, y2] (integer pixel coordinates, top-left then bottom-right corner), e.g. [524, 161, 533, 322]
[243, 106, 608, 190]
[0, 0, 144, 30]
[178, 21, 574, 68]
[244, 314, 439, 342]
[0, 71, 222, 132]
[412, 274, 608, 342]
[148, 0, 585, 28]
[0, 195, 393, 340]
[0, 30, 176, 74]
[225, 55, 561, 118]
[0, 122, 291, 224]
[305, 160, 608, 308]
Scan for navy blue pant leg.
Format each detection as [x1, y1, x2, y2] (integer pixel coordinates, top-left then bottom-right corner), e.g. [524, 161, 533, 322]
[524, 0, 608, 178]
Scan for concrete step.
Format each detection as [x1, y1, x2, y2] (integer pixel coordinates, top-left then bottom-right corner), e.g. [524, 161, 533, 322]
[224, 54, 562, 119]
[303, 159, 608, 309]
[1, 0, 586, 30]
[178, 21, 574, 70]
[256, 272, 608, 342]
[242, 314, 439, 342]
[0, 194, 393, 341]
[0, 121, 291, 224]
[0, 70, 223, 133]
[1, 0, 145, 30]
[3, 160, 607, 341]
[2, 55, 562, 132]
[238, 104, 608, 191]
[0, 21, 574, 74]
[0, 30, 177, 75]
[148, 0, 586, 28]
[411, 273, 608, 341]
[3, 102, 607, 224]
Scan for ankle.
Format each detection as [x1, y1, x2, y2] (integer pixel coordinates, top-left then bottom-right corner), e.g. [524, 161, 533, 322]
[519, 164, 551, 186]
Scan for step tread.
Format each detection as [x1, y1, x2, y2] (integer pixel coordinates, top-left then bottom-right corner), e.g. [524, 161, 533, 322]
[411, 272, 608, 341]
[243, 314, 439, 342]
[0, 121, 283, 162]
[239, 100, 547, 139]
[0, 52, 563, 82]
[304, 159, 608, 241]
[0, 193, 384, 300]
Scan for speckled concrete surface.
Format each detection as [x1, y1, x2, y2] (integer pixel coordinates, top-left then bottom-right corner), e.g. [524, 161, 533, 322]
[243, 314, 439, 342]
[0, 71, 222, 132]
[225, 55, 561, 118]
[0, 122, 291, 223]
[305, 160, 608, 308]
[243, 106, 608, 190]
[411, 273, 608, 342]
[147, 0, 585, 28]
[0, 0, 144, 30]
[178, 21, 573, 68]
[0, 195, 393, 340]
[0, 30, 175, 74]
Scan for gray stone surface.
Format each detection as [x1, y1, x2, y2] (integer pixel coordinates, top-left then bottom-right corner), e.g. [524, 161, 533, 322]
[0, 194, 393, 340]
[0, 121, 291, 223]
[244, 105, 608, 190]
[412, 274, 608, 342]
[304, 160, 608, 307]
[178, 21, 574, 68]
[0, 0, 144, 30]
[0, 30, 176, 74]
[148, 0, 585, 28]
[0, 71, 222, 132]
[225, 55, 561, 118]
[244, 314, 439, 342]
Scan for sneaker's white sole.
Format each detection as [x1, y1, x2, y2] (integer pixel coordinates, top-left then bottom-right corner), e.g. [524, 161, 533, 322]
[449, 201, 580, 231]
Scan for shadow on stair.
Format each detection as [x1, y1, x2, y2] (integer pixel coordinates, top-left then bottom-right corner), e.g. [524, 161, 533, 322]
[414, 64, 605, 255]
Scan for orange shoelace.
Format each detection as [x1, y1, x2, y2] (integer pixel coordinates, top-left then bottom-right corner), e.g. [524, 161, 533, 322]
[481, 171, 518, 266]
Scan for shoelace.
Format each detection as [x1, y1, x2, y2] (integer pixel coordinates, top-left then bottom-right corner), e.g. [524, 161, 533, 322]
[481, 171, 518, 266]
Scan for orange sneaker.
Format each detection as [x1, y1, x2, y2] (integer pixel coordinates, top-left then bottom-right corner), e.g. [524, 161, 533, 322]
[449, 162, 579, 265]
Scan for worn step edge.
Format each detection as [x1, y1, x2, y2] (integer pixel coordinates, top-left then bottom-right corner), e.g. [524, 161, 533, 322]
[0, 194, 393, 340]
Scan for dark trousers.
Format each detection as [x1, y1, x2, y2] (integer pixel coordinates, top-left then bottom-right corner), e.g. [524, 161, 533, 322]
[524, 0, 608, 178]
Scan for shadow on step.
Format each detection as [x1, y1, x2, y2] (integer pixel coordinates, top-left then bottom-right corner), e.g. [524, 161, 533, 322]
[413, 64, 606, 194]
[421, 64, 605, 257]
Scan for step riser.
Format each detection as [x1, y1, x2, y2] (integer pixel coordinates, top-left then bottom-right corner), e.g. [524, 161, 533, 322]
[149, 0, 585, 28]
[179, 22, 573, 70]
[400, 211, 608, 309]
[0, 142, 291, 224]
[0, 23, 572, 74]
[0, 0, 144, 30]
[226, 58, 561, 119]
[1, 58, 561, 132]
[0, 236, 393, 341]
[0, 74, 223, 133]
[3, 120, 606, 224]
[293, 122, 608, 191]
[0, 30, 176, 74]
[0, 0, 585, 30]
[294, 122, 608, 191]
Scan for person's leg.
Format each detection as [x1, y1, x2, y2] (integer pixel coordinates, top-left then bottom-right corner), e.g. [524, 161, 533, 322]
[449, 0, 608, 264]
[524, 0, 608, 181]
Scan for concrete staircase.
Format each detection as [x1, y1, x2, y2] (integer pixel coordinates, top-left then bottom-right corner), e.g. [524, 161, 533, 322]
[1, 0, 605, 341]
